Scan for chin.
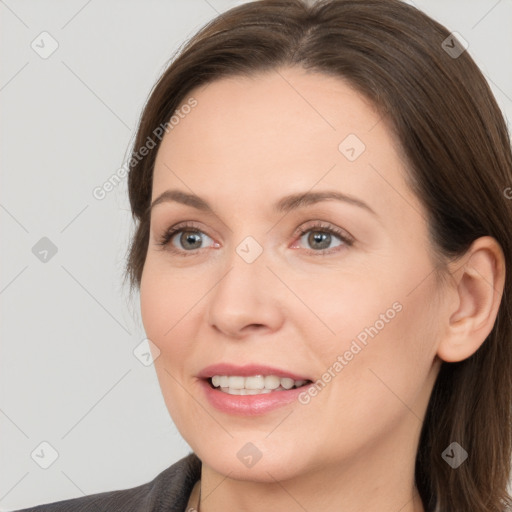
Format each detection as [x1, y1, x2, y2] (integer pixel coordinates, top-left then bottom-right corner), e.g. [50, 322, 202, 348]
[195, 439, 312, 483]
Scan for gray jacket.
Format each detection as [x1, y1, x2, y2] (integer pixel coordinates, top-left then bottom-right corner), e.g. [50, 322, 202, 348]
[12, 452, 201, 512]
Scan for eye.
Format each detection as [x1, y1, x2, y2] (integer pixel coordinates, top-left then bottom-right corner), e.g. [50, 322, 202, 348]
[156, 221, 217, 256]
[292, 221, 354, 255]
[156, 220, 354, 257]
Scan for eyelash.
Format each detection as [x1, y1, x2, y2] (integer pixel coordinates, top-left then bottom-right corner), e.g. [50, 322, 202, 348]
[156, 221, 354, 257]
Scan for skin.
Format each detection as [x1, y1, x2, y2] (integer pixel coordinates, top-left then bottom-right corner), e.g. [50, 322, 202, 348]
[139, 66, 505, 512]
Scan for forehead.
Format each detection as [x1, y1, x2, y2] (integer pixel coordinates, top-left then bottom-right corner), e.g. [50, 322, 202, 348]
[151, 67, 422, 223]
[157, 67, 383, 161]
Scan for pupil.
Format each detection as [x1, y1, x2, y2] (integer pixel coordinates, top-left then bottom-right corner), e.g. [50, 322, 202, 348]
[309, 231, 330, 250]
[182, 232, 201, 249]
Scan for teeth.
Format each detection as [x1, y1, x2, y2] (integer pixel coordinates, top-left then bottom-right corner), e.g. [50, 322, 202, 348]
[245, 376, 265, 389]
[281, 378, 294, 390]
[228, 376, 245, 389]
[226, 388, 272, 395]
[210, 375, 309, 394]
[264, 375, 280, 389]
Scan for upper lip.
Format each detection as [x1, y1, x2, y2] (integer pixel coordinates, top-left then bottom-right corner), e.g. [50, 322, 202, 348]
[198, 363, 312, 381]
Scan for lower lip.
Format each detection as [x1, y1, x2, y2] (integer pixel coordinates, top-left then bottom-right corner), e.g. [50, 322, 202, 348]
[199, 379, 310, 416]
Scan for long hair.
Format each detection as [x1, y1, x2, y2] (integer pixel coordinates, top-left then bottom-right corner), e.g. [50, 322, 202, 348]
[123, 1, 512, 509]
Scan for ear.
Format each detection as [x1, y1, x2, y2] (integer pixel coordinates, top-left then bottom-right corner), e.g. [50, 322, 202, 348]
[437, 236, 506, 363]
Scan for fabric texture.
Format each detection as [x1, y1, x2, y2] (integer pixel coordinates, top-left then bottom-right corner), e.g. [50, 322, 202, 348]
[13, 452, 202, 512]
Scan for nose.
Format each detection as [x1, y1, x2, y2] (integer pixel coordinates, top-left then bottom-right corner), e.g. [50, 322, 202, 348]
[206, 243, 285, 339]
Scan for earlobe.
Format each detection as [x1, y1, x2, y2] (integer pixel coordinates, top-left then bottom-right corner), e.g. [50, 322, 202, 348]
[436, 236, 506, 363]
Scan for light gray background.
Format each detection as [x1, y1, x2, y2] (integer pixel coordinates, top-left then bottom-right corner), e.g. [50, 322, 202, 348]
[1, 0, 511, 510]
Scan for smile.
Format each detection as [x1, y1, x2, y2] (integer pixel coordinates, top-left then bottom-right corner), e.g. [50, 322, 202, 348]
[210, 375, 312, 395]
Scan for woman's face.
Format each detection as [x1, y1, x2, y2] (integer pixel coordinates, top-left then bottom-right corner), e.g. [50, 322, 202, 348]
[140, 67, 445, 482]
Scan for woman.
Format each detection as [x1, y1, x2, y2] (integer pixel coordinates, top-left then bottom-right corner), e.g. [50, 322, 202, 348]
[16, 0, 512, 510]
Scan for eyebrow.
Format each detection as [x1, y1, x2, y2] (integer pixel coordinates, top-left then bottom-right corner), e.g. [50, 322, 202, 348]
[149, 189, 377, 217]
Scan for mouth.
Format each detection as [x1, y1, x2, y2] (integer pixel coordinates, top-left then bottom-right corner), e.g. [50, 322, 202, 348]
[206, 375, 314, 395]
[198, 364, 315, 415]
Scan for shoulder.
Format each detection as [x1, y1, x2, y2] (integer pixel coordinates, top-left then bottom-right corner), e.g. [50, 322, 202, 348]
[12, 452, 201, 512]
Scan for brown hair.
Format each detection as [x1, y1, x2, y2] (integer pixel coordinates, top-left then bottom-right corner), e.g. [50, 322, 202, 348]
[123, 0, 512, 510]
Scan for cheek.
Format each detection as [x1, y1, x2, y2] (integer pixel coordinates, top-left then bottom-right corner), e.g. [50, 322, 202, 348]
[329, 271, 440, 411]
[139, 256, 201, 352]
[139, 276, 168, 351]
[307, 251, 440, 393]
[297, 287, 439, 453]
[288, 268, 399, 351]
[140, 266, 204, 434]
